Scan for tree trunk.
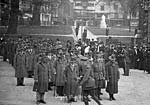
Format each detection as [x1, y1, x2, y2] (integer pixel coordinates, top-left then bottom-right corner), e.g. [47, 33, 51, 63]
[7, 0, 19, 34]
[32, 0, 42, 25]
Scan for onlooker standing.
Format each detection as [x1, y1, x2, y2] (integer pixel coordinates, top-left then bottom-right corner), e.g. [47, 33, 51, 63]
[123, 47, 131, 76]
[133, 46, 140, 69]
[146, 43, 150, 74]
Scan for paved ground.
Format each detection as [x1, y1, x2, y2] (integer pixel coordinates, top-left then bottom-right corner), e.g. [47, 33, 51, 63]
[0, 61, 150, 105]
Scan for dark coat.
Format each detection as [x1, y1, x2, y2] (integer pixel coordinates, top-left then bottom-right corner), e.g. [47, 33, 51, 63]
[64, 63, 79, 96]
[80, 62, 95, 90]
[14, 52, 27, 78]
[124, 49, 131, 76]
[146, 49, 150, 72]
[53, 59, 66, 86]
[25, 50, 35, 72]
[92, 59, 105, 88]
[133, 49, 140, 69]
[33, 62, 50, 93]
[105, 61, 120, 94]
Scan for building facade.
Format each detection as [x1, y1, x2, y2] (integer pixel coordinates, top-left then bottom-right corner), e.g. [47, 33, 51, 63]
[40, 0, 74, 26]
[19, 0, 73, 26]
[72, 0, 125, 27]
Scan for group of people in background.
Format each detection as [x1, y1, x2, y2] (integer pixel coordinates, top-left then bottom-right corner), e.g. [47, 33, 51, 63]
[0, 36, 150, 105]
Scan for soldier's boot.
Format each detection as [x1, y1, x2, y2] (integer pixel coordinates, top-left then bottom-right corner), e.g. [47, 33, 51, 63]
[98, 88, 102, 100]
[36, 92, 41, 104]
[109, 94, 112, 101]
[20, 78, 25, 86]
[112, 94, 116, 100]
[91, 95, 103, 105]
[40, 93, 46, 104]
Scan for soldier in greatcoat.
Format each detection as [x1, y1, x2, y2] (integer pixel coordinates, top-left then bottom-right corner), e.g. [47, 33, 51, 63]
[47, 52, 56, 90]
[64, 56, 79, 103]
[79, 56, 102, 105]
[105, 54, 120, 101]
[25, 47, 35, 78]
[92, 53, 105, 100]
[14, 48, 27, 86]
[33, 55, 51, 104]
[53, 49, 67, 96]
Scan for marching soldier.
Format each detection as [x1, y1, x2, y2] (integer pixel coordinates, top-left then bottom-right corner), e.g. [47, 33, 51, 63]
[64, 55, 79, 103]
[105, 54, 120, 101]
[92, 54, 105, 100]
[79, 55, 102, 105]
[92, 53, 105, 100]
[33, 55, 51, 104]
[25, 46, 35, 78]
[53, 49, 67, 96]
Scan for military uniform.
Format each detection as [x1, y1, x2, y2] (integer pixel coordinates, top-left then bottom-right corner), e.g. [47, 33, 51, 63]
[53, 57, 67, 96]
[25, 48, 35, 78]
[14, 49, 27, 86]
[33, 56, 51, 104]
[92, 55, 105, 100]
[64, 57, 79, 102]
[105, 55, 120, 101]
[79, 56, 102, 105]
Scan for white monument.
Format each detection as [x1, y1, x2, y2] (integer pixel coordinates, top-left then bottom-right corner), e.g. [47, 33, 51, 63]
[100, 15, 107, 28]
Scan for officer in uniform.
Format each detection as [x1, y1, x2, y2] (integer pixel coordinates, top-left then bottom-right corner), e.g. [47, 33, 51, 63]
[79, 55, 102, 105]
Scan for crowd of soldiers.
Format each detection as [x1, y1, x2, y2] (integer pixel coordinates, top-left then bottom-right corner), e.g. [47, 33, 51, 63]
[0, 36, 150, 105]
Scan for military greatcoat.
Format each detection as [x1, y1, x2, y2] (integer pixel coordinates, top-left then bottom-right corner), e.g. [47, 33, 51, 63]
[105, 61, 120, 94]
[14, 52, 27, 78]
[25, 50, 35, 72]
[33, 62, 50, 93]
[64, 63, 79, 96]
[92, 59, 105, 88]
[53, 59, 66, 86]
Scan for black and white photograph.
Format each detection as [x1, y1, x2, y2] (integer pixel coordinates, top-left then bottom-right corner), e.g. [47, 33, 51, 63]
[0, 0, 150, 105]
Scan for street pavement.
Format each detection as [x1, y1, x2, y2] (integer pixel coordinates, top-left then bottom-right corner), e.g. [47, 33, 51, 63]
[0, 61, 150, 105]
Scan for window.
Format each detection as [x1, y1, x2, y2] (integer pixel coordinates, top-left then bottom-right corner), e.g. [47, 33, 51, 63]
[75, 3, 82, 6]
[114, 4, 118, 10]
[101, 5, 104, 11]
[88, 3, 94, 7]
